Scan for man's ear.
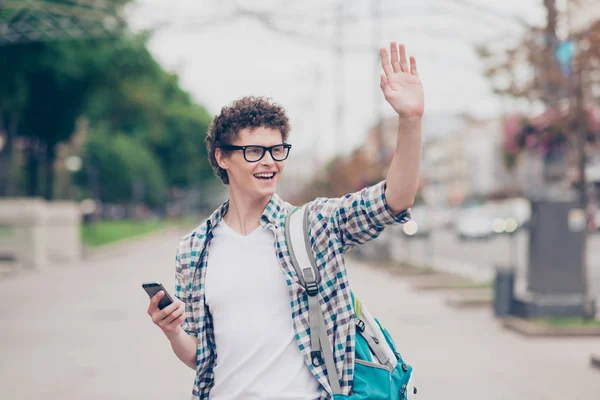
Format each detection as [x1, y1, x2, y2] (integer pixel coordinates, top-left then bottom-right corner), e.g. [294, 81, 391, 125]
[215, 148, 228, 170]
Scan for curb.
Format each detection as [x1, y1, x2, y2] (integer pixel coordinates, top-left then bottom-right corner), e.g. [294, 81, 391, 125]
[502, 317, 600, 337]
[355, 258, 436, 277]
[410, 276, 480, 291]
[446, 297, 491, 308]
[384, 265, 436, 277]
[445, 290, 493, 309]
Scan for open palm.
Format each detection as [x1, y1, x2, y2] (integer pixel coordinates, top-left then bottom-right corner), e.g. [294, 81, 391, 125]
[380, 42, 424, 118]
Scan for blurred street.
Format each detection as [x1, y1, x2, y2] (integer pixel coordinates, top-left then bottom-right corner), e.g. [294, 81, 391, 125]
[2, 1, 600, 399]
[386, 228, 600, 300]
[1, 229, 599, 400]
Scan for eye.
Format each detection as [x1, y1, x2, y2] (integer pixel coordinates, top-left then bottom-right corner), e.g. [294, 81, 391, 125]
[247, 147, 262, 155]
[272, 146, 284, 155]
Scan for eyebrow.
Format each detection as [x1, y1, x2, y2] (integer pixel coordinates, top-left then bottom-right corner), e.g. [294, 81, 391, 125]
[230, 143, 284, 147]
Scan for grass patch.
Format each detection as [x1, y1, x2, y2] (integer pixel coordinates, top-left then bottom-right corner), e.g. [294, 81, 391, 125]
[445, 281, 492, 290]
[0, 225, 13, 238]
[542, 317, 600, 327]
[396, 261, 436, 273]
[82, 216, 205, 248]
[371, 260, 436, 275]
[167, 216, 203, 229]
[82, 219, 166, 247]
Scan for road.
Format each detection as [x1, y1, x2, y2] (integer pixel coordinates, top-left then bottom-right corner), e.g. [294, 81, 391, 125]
[383, 227, 600, 300]
[0, 229, 195, 400]
[1, 228, 599, 400]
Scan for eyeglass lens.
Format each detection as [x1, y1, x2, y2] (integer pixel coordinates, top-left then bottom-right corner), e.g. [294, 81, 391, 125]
[245, 145, 288, 162]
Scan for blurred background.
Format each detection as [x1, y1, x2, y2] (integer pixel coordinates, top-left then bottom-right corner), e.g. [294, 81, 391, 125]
[1, 1, 600, 399]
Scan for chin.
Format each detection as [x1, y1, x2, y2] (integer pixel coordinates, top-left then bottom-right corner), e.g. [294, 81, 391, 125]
[258, 185, 277, 197]
[254, 179, 279, 197]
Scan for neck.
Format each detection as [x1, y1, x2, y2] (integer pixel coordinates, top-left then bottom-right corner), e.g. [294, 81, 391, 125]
[223, 186, 272, 235]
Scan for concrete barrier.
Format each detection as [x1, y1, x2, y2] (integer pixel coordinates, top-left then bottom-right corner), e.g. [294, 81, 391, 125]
[0, 199, 82, 270]
[46, 201, 82, 265]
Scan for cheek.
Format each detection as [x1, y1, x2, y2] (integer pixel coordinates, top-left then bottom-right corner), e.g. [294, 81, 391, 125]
[229, 162, 254, 181]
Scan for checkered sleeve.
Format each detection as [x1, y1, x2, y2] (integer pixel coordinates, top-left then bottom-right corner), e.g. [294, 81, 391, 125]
[313, 180, 411, 250]
[174, 240, 198, 337]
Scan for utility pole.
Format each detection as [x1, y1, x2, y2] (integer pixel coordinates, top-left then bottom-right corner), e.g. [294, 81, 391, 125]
[312, 66, 323, 165]
[566, 1, 594, 319]
[372, 0, 382, 131]
[372, 0, 386, 178]
[371, 0, 385, 164]
[334, 1, 344, 155]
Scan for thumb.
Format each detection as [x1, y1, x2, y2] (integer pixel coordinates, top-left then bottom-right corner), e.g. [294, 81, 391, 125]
[380, 74, 391, 94]
[152, 290, 164, 305]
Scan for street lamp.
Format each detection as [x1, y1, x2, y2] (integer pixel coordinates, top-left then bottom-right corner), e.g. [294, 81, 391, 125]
[64, 155, 83, 202]
[64, 155, 82, 173]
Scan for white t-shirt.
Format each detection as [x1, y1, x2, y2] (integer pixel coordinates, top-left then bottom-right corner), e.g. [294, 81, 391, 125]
[205, 220, 321, 400]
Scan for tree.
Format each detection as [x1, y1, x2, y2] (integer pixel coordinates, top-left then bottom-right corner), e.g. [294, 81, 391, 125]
[477, 0, 600, 319]
[0, 43, 31, 196]
[0, 1, 216, 204]
[0, 0, 132, 199]
[478, 1, 600, 180]
[77, 130, 168, 207]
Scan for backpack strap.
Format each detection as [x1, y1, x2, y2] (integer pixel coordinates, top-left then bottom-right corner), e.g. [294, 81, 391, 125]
[284, 205, 342, 395]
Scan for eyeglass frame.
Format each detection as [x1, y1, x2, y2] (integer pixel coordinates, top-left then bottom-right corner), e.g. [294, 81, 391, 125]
[219, 143, 292, 163]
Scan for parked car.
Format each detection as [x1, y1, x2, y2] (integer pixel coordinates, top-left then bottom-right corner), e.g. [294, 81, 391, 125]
[455, 207, 494, 241]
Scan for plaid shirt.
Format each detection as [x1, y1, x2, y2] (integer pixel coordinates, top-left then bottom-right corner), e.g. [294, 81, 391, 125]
[174, 181, 410, 399]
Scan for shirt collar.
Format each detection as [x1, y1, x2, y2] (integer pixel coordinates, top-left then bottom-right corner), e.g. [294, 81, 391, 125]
[205, 192, 287, 233]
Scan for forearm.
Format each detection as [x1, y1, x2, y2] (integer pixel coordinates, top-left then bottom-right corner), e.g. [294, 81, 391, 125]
[167, 329, 198, 370]
[385, 116, 422, 214]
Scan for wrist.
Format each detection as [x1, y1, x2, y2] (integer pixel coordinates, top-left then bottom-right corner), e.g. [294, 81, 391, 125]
[397, 114, 422, 125]
[165, 326, 182, 342]
[397, 115, 422, 135]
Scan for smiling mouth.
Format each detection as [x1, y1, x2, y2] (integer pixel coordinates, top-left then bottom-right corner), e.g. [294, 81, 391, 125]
[253, 172, 276, 180]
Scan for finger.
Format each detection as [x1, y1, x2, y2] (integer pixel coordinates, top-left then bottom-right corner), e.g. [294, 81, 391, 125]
[159, 301, 180, 321]
[410, 56, 418, 76]
[166, 306, 184, 324]
[380, 74, 391, 94]
[389, 42, 400, 73]
[157, 308, 180, 327]
[151, 291, 164, 306]
[399, 44, 409, 73]
[147, 291, 164, 314]
[379, 48, 394, 77]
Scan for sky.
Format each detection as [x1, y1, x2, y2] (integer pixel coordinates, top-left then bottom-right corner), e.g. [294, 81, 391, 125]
[125, 0, 547, 165]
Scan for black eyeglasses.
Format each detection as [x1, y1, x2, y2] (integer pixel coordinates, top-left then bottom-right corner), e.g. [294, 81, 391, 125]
[220, 143, 292, 162]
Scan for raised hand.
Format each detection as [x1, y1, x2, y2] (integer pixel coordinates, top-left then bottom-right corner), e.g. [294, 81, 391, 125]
[379, 42, 424, 118]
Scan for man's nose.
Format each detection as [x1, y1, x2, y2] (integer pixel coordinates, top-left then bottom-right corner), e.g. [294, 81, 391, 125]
[260, 150, 275, 164]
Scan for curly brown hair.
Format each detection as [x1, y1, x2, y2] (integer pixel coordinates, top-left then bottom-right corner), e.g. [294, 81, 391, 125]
[205, 96, 291, 184]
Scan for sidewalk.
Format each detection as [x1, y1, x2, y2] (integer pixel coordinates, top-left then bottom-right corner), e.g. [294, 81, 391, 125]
[347, 259, 600, 400]
[0, 229, 194, 400]
[1, 230, 599, 399]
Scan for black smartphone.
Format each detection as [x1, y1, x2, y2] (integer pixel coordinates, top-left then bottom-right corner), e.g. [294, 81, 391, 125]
[142, 281, 174, 310]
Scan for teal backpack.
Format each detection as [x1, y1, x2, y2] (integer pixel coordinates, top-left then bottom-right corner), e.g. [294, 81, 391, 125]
[285, 205, 416, 400]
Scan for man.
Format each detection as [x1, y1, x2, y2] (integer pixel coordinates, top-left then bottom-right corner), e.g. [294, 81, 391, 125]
[147, 41, 424, 399]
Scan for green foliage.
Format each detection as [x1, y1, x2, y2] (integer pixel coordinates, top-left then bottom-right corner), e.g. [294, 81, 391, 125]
[83, 35, 215, 189]
[78, 130, 168, 207]
[81, 219, 165, 248]
[0, 28, 216, 203]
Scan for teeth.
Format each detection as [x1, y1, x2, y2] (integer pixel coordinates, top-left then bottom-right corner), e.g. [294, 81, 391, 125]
[254, 172, 275, 178]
